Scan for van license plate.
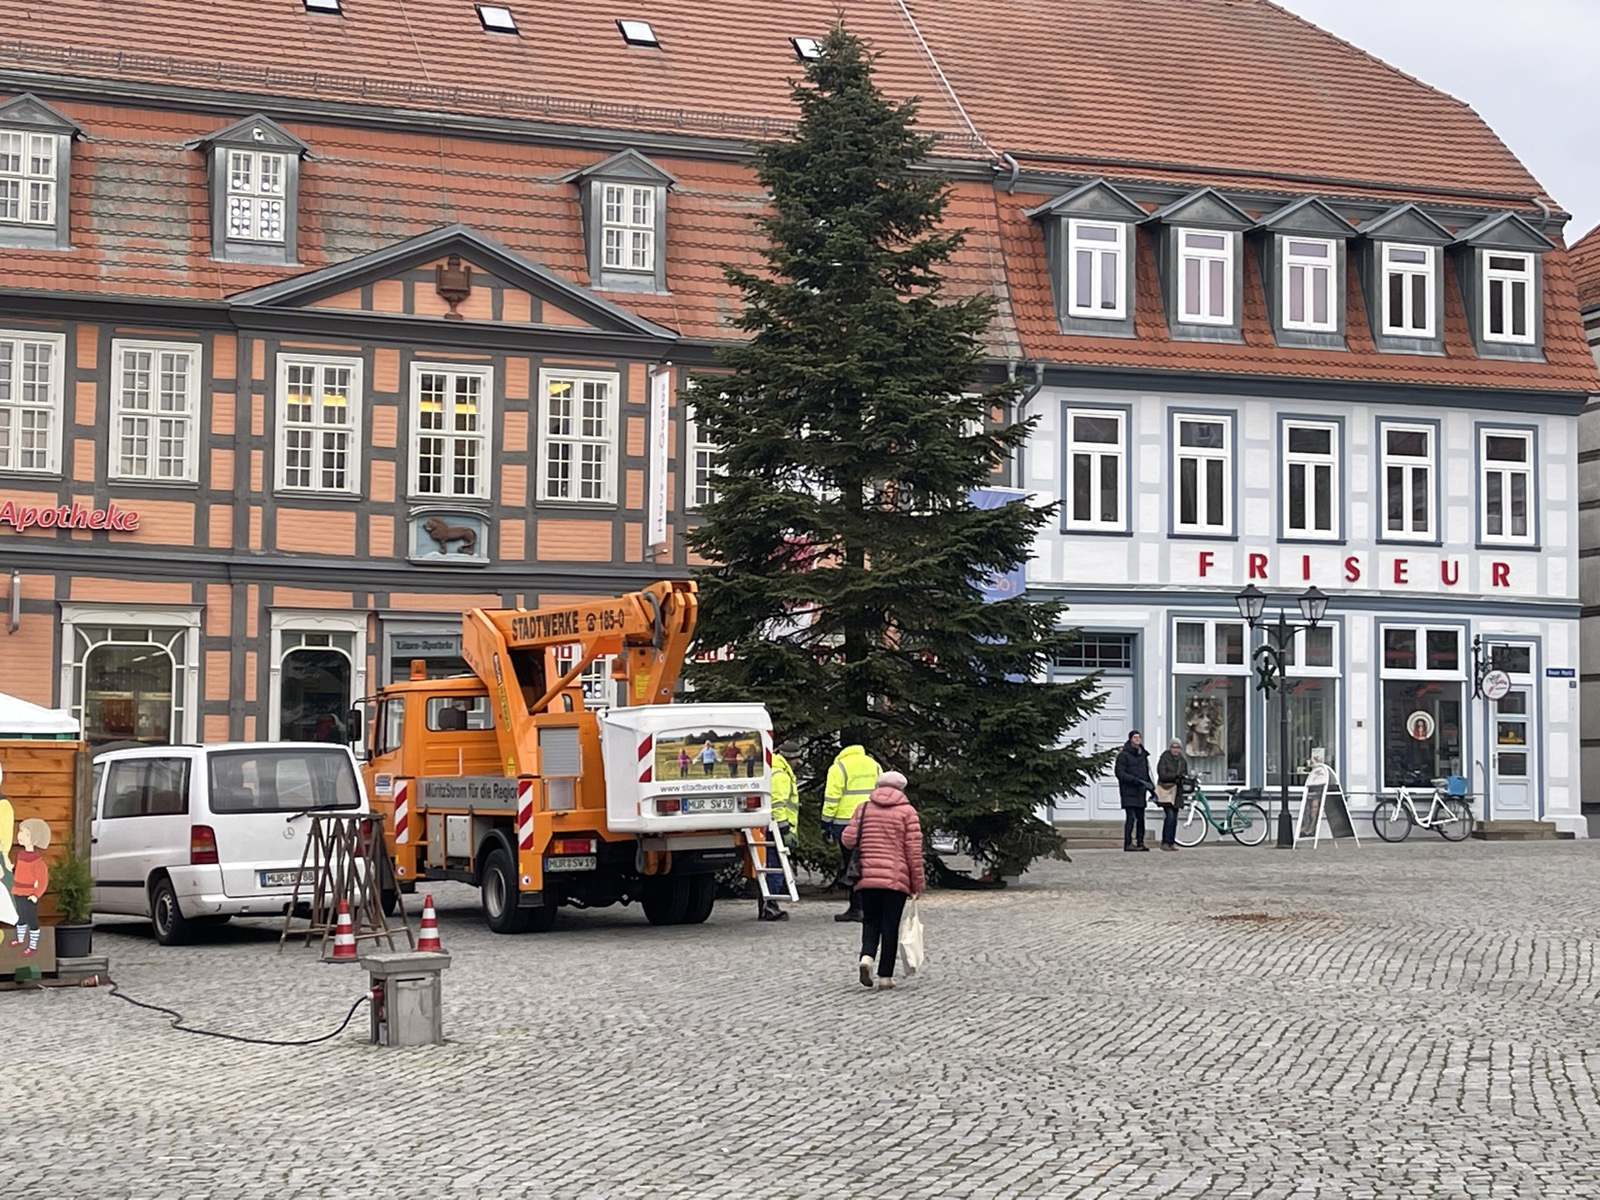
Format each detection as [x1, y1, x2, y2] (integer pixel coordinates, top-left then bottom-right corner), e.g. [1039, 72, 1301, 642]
[259, 869, 315, 888]
[685, 797, 736, 814]
[544, 855, 596, 873]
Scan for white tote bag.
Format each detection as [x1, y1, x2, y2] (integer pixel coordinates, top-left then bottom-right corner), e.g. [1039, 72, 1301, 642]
[898, 896, 925, 975]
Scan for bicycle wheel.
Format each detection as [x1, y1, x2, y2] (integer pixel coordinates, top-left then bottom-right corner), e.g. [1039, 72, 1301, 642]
[1228, 800, 1271, 846]
[1173, 800, 1210, 847]
[1371, 798, 1413, 843]
[1437, 798, 1475, 842]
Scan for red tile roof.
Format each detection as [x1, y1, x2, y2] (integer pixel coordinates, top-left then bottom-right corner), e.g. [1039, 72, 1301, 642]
[1572, 224, 1600, 315]
[0, 1, 1595, 393]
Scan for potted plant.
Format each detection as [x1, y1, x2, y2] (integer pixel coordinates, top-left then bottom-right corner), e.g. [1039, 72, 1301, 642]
[51, 853, 93, 959]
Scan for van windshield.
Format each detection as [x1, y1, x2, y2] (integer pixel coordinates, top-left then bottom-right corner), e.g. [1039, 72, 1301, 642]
[208, 749, 360, 814]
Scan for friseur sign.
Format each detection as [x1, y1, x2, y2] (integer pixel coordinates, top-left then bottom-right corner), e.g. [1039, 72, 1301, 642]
[0, 501, 140, 532]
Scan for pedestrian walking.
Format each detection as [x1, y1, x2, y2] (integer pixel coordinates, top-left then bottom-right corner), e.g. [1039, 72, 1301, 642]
[1154, 738, 1188, 850]
[821, 736, 880, 922]
[759, 748, 799, 922]
[841, 770, 924, 991]
[1115, 730, 1156, 851]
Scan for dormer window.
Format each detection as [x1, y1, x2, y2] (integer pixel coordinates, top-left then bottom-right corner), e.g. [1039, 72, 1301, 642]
[0, 94, 79, 250]
[602, 183, 655, 273]
[1066, 220, 1125, 319]
[195, 114, 309, 265]
[563, 149, 674, 293]
[1382, 244, 1435, 337]
[1282, 238, 1336, 332]
[1256, 197, 1354, 349]
[1177, 230, 1234, 325]
[1483, 252, 1534, 344]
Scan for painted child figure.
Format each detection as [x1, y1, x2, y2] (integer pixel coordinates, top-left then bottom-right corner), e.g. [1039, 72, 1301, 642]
[10, 818, 50, 956]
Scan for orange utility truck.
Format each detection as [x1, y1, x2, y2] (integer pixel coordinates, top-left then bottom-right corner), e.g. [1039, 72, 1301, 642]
[358, 581, 791, 932]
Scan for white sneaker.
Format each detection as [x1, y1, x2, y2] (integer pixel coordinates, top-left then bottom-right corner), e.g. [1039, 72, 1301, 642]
[858, 955, 874, 988]
[877, 977, 895, 991]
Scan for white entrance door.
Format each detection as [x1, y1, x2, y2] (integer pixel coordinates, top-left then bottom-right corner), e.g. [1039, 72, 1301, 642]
[1490, 686, 1534, 818]
[1047, 676, 1134, 821]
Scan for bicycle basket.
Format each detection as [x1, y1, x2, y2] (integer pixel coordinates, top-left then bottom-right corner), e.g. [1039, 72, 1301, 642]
[1178, 776, 1199, 797]
[1445, 775, 1468, 796]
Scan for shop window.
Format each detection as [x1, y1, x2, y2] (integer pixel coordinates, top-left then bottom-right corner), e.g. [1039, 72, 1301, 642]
[1064, 408, 1125, 531]
[1282, 420, 1339, 539]
[1267, 625, 1340, 787]
[1172, 414, 1231, 534]
[1172, 617, 1249, 785]
[1066, 220, 1127, 320]
[1379, 422, 1434, 541]
[75, 625, 188, 748]
[278, 633, 353, 743]
[1479, 427, 1533, 545]
[426, 696, 493, 731]
[411, 364, 492, 500]
[1380, 624, 1465, 788]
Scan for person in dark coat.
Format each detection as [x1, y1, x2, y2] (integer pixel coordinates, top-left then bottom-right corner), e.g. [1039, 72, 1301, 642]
[1114, 730, 1155, 851]
[1154, 739, 1188, 850]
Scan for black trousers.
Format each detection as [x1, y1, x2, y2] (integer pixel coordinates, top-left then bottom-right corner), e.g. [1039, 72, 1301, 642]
[1159, 804, 1178, 845]
[858, 888, 908, 978]
[1123, 807, 1146, 848]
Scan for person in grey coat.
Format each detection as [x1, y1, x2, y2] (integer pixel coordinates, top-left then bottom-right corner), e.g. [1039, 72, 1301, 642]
[1114, 730, 1156, 852]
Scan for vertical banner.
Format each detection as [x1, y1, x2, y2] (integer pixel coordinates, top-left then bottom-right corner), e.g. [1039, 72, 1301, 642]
[647, 364, 672, 551]
[968, 486, 1029, 602]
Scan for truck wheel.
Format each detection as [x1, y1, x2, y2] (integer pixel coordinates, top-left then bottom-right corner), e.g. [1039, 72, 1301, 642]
[481, 848, 535, 934]
[641, 875, 692, 926]
[150, 877, 194, 946]
[683, 875, 716, 925]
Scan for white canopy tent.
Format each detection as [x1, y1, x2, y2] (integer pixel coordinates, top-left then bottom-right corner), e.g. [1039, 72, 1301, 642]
[0, 692, 79, 739]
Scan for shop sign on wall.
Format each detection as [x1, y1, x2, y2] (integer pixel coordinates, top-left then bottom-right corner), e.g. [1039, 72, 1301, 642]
[0, 501, 140, 532]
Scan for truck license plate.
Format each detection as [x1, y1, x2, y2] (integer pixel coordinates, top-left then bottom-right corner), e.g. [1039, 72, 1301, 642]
[685, 796, 736, 814]
[544, 855, 597, 873]
[259, 869, 315, 888]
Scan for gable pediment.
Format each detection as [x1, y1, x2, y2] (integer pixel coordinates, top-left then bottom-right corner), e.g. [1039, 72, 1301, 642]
[1023, 178, 1146, 223]
[1357, 203, 1453, 245]
[192, 113, 310, 157]
[1255, 196, 1355, 238]
[1146, 187, 1253, 231]
[0, 93, 80, 137]
[227, 224, 676, 340]
[560, 147, 677, 189]
[1453, 211, 1555, 253]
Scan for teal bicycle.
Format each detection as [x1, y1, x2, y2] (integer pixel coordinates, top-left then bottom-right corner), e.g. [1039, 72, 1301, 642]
[1172, 778, 1270, 847]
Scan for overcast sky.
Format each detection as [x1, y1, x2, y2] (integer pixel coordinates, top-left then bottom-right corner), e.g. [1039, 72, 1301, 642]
[1276, 0, 1600, 242]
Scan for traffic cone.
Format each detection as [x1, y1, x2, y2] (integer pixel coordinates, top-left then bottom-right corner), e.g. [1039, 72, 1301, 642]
[417, 893, 442, 953]
[331, 899, 357, 961]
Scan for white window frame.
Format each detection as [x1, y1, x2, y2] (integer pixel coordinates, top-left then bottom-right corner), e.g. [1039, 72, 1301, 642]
[1172, 615, 1252, 788]
[409, 363, 493, 501]
[538, 369, 619, 505]
[685, 403, 722, 511]
[0, 329, 66, 475]
[225, 148, 287, 244]
[1282, 419, 1340, 540]
[109, 340, 202, 483]
[1381, 243, 1435, 337]
[1479, 427, 1535, 546]
[1379, 421, 1435, 542]
[60, 603, 202, 747]
[1063, 406, 1126, 532]
[1177, 229, 1234, 326]
[1172, 412, 1232, 535]
[1065, 219, 1126, 320]
[554, 646, 616, 710]
[1281, 237, 1337, 332]
[0, 129, 56, 226]
[1482, 252, 1535, 345]
[276, 355, 363, 496]
[601, 183, 655, 273]
[268, 610, 368, 743]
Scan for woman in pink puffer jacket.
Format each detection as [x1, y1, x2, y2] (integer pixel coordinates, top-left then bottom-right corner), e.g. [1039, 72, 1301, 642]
[841, 770, 925, 990]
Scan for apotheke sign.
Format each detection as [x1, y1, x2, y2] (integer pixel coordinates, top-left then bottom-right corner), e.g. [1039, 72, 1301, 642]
[0, 501, 140, 532]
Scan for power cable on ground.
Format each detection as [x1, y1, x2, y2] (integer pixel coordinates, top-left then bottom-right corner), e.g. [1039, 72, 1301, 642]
[106, 980, 369, 1047]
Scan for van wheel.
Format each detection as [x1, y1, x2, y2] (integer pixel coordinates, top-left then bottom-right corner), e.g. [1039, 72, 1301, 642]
[481, 848, 535, 934]
[381, 888, 400, 918]
[641, 875, 692, 926]
[683, 875, 716, 925]
[150, 878, 194, 946]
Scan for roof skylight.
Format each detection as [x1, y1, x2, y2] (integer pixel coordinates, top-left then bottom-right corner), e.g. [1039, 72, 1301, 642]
[617, 19, 659, 47]
[303, 0, 341, 13]
[477, 4, 518, 33]
[791, 37, 823, 61]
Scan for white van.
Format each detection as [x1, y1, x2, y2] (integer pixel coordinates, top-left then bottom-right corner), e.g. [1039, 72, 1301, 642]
[90, 742, 366, 945]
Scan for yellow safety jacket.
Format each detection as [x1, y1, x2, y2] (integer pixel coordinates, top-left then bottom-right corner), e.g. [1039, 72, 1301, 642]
[770, 752, 799, 828]
[822, 745, 880, 826]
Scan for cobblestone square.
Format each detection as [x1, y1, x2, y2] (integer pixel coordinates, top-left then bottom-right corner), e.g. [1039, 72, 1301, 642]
[18, 840, 1600, 1198]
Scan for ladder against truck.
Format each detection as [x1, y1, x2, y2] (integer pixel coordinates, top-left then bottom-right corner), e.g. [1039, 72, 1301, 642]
[355, 580, 793, 932]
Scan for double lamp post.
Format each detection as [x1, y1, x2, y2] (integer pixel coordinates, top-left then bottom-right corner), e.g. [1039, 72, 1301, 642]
[1233, 583, 1330, 849]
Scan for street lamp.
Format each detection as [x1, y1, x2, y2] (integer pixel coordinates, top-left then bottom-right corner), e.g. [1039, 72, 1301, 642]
[1234, 584, 1331, 849]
